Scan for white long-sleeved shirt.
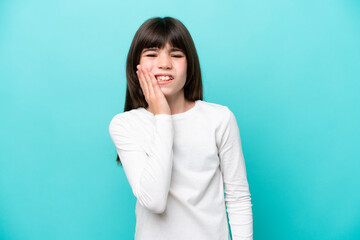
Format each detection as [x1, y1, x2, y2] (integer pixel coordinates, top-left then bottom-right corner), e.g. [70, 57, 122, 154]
[109, 99, 253, 240]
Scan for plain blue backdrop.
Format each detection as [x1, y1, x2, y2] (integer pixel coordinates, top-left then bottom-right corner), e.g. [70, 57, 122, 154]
[1, 0, 359, 239]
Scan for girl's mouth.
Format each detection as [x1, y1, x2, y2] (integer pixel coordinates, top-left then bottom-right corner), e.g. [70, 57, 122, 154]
[155, 75, 173, 81]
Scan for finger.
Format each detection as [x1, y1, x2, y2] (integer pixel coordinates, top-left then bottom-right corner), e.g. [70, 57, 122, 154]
[143, 68, 155, 97]
[148, 71, 161, 94]
[140, 67, 151, 97]
[136, 70, 144, 95]
[138, 68, 149, 98]
[140, 69, 150, 98]
[136, 69, 145, 96]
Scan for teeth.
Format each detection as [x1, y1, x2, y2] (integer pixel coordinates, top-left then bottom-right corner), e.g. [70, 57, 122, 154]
[156, 76, 172, 81]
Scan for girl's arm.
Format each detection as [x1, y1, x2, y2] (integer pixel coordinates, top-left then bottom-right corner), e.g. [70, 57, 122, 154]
[109, 113, 174, 214]
[217, 107, 253, 240]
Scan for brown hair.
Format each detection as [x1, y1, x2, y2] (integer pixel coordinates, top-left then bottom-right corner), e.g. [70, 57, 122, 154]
[116, 16, 203, 166]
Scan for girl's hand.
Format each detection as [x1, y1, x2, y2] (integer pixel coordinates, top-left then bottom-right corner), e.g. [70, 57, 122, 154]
[136, 64, 171, 115]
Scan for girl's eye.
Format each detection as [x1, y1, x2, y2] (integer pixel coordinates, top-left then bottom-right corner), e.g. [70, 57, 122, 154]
[145, 54, 184, 58]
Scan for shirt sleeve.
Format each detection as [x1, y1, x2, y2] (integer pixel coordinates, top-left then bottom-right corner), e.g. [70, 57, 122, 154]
[218, 107, 253, 240]
[109, 113, 174, 214]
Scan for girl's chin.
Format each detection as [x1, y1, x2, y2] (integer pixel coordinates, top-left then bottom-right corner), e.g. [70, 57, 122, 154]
[158, 89, 172, 95]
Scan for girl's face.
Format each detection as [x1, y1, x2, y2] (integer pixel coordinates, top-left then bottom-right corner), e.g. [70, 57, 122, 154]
[139, 42, 187, 97]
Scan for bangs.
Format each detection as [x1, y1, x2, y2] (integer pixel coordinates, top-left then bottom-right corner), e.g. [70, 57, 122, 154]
[140, 23, 186, 53]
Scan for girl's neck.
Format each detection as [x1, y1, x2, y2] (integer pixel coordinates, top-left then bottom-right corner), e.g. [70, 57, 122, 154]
[146, 97, 195, 115]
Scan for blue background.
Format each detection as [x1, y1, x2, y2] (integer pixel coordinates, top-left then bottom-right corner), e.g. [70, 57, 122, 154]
[1, 0, 359, 239]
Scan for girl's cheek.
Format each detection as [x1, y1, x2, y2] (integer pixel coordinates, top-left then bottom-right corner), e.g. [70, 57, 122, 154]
[142, 64, 152, 72]
[138, 60, 149, 71]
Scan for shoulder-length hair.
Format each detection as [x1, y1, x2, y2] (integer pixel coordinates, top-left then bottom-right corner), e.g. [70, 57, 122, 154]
[116, 16, 203, 166]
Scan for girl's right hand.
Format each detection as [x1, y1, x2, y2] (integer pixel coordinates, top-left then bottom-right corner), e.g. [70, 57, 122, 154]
[136, 64, 171, 116]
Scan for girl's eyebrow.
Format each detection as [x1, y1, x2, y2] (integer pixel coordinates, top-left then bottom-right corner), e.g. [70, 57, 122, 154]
[142, 47, 185, 53]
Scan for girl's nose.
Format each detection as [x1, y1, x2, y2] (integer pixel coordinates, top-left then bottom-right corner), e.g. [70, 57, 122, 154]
[157, 55, 172, 69]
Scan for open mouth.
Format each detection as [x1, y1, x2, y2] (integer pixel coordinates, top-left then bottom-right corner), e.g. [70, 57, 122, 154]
[155, 75, 173, 81]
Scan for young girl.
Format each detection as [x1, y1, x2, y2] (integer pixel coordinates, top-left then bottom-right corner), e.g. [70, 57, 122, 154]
[109, 16, 253, 240]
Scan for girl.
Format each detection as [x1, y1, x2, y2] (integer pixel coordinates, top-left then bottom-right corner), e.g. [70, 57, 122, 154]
[109, 16, 253, 240]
